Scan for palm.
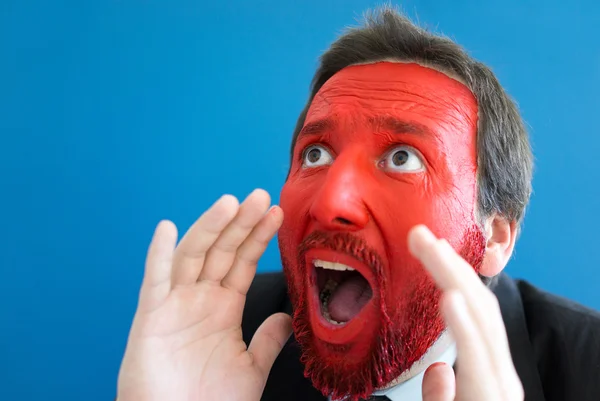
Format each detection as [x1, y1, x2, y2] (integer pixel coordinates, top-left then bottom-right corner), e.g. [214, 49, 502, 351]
[117, 190, 291, 401]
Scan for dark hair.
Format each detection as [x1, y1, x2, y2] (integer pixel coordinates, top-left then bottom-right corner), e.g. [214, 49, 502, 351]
[290, 5, 533, 225]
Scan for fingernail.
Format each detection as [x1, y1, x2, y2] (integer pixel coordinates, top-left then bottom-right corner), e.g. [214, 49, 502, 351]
[415, 225, 436, 243]
[428, 362, 447, 370]
[408, 225, 435, 256]
[269, 205, 283, 218]
[218, 194, 237, 206]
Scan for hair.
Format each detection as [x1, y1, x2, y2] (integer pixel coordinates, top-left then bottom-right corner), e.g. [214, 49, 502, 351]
[289, 5, 533, 227]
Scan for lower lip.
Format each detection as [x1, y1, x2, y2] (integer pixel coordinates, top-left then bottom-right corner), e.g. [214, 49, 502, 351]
[305, 249, 376, 344]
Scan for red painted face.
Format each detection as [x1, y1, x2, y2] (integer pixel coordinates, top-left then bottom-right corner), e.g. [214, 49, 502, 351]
[278, 62, 485, 400]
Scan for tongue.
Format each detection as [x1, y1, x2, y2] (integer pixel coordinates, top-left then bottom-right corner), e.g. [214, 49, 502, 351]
[327, 275, 372, 323]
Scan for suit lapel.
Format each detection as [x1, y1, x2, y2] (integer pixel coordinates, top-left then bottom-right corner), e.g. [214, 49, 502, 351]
[261, 336, 327, 401]
[494, 274, 546, 401]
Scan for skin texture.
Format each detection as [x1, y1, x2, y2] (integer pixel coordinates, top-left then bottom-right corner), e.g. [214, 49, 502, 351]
[411, 225, 524, 401]
[278, 62, 486, 399]
[116, 63, 523, 401]
[116, 206, 523, 401]
[117, 191, 293, 401]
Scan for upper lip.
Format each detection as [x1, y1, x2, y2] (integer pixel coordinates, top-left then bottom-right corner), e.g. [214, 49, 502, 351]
[305, 249, 376, 290]
[304, 249, 377, 341]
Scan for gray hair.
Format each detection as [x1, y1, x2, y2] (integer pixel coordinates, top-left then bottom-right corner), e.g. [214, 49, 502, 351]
[289, 5, 533, 228]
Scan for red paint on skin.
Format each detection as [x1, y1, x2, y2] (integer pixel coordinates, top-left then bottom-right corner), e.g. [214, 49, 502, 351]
[278, 62, 486, 400]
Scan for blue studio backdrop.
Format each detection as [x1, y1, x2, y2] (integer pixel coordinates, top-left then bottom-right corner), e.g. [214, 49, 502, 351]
[1, 1, 599, 400]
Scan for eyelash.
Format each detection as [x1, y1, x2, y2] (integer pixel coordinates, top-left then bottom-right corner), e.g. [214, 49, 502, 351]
[299, 141, 332, 162]
[299, 142, 422, 158]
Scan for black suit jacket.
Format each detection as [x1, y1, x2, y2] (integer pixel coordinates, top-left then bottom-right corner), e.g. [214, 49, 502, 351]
[242, 272, 600, 401]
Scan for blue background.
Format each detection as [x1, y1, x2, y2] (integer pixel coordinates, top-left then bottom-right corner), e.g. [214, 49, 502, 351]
[1, 1, 599, 400]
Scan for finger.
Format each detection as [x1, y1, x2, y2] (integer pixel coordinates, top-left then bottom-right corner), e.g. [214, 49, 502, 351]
[171, 195, 239, 286]
[408, 225, 485, 296]
[408, 226, 505, 344]
[409, 225, 512, 373]
[221, 206, 284, 295]
[442, 291, 500, 400]
[248, 313, 293, 380]
[138, 220, 178, 312]
[422, 362, 455, 401]
[199, 189, 271, 283]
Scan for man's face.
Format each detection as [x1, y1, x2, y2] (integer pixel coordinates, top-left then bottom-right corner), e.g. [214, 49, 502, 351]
[278, 62, 485, 399]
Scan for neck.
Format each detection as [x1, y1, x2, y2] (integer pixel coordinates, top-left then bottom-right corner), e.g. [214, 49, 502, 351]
[376, 330, 453, 390]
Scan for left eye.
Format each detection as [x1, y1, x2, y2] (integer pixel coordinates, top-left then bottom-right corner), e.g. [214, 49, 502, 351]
[302, 145, 333, 168]
[381, 146, 424, 172]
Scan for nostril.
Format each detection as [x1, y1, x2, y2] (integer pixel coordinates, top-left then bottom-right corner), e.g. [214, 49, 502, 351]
[334, 217, 353, 225]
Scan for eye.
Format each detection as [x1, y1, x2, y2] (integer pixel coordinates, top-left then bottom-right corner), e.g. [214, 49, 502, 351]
[381, 146, 424, 172]
[302, 145, 333, 168]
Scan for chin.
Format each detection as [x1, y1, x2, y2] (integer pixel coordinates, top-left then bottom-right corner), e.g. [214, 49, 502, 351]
[281, 231, 446, 401]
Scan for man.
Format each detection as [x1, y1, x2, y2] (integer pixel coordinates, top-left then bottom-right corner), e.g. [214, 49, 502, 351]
[116, 7, 600, 401]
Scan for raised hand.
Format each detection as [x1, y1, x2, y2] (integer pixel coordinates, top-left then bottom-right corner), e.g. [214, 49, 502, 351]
[117, 189, 292, 401]
[408, 225, 524, 401]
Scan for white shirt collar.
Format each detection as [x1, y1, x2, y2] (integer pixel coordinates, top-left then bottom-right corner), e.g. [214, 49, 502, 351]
[372, 343, 457, 401]
[327, 341, 457, 401]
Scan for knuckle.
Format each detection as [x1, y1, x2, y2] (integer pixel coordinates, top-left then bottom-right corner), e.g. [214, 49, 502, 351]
[214, 240, 240, 253]
[236, 251, 260, 267]
[250, 232, 271, 248]
[175, 247, 206, 263]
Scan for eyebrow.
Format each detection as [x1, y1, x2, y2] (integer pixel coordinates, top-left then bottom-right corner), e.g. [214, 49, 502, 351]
[297, 118, 336, 140]
[296, 115, 436, 140]
[368, 116, 435, 138]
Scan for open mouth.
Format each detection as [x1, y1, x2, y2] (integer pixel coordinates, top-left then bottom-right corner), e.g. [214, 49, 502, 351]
[314, 259, 374, 326]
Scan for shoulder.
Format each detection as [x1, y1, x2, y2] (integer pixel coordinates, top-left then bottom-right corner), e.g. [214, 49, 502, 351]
[516, 279, 600, 400]
[241, 271, 289, 345]
[517, 279, 600, 342]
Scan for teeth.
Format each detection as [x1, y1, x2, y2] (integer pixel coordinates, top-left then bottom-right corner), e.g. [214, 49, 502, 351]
[323, 310, 344, 325]
[314, 259, 353, 326]
[313, 259, 355, 271]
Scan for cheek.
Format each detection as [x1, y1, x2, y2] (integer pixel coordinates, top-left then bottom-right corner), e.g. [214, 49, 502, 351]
[385, 168, 478, 237]
[279, 179, 314, 251]
[374, 176, 478, 291]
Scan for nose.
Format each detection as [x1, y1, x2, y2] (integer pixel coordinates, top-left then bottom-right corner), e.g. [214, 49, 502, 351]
[309, 154, 370, 231]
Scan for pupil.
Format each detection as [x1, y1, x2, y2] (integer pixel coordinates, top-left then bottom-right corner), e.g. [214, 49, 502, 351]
[308, 148, 321, 163]
[392, 150, 409, 166]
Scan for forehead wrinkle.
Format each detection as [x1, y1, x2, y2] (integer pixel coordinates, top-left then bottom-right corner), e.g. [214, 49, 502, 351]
[308, 68, 478, 148]
[315, 90, 474, 137]
[317, 80, 473, 126]
[323, 75, 467, 104]
[388, 98, 475, 134]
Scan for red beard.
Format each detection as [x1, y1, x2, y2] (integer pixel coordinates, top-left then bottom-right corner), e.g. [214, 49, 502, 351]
[281, 227, 485, 401]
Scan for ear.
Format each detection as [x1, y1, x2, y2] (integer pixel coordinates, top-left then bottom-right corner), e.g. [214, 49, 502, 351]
[479, 214, 518, 277]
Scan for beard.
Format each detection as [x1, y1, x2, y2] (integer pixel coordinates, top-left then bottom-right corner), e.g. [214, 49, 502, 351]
[280, 226, 486, 401]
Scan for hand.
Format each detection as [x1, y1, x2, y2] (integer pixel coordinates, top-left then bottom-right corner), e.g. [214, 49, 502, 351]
[117, 189, 292, 401]
[407, 225, 524, 401]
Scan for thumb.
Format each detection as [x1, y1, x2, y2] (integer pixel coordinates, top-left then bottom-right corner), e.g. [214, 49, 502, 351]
[248, 313, 293, 378]
[422, 362, 456, 401]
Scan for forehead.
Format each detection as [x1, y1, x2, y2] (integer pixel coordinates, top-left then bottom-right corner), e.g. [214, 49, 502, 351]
[304, 62, 478, 135]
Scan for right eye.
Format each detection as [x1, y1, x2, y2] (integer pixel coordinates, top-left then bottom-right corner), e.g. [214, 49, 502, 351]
[302, 145, 333, 168]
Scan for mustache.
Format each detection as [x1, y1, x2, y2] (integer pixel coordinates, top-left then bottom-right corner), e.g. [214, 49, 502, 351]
[290, 231, 411, 399]
[297, 230, 385, 281]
